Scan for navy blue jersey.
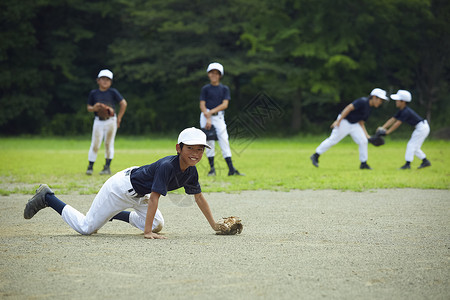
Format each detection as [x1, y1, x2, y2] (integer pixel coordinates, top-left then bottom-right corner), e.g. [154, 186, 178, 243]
[87, 88, 123, 116]
[393, 106, 424, 126]
[345, 97, 371, 123]
[130, 155, 201, 196]
[199, 84, 231, 110]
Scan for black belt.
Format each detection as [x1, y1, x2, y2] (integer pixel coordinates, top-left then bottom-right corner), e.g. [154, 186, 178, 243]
[97, 115, 115, 121]
[128, 188, 144, 198]
[211, 112, 218, 116]
[125, 169, 145, 198]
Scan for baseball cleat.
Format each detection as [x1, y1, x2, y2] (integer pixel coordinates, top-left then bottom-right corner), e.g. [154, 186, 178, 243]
[418, 159, 431, 169]
[208, 167, 216, 176]
[228, 169, 245, 176]
[399, 163, 411, 170]
[310, 154, 319, 167]
[86, 167, 93, 175]
[99, 166, 111, 175]
[24, 184, 54, 219]
[360, 162, 372, 170]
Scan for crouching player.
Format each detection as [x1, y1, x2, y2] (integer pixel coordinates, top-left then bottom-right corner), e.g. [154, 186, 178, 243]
[24, 127, 221, 239]
[378, 90, 431, 170]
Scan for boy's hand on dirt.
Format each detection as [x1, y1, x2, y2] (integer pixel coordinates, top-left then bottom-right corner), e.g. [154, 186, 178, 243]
[144, 232, 167, 239]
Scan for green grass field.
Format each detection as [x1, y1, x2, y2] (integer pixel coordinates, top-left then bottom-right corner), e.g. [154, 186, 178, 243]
[0, 136, 448, 195]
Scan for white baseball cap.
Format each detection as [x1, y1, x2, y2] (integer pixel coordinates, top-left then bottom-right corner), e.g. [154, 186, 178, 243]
[370, 88, 388, 100]
[390, 90, 412, 102]
[206, 62, 224, 76]
[97, 69, 113, 80]
[178, 127, 211, 148]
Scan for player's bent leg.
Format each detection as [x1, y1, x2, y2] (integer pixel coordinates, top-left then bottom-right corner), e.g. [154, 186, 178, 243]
[357, 140, 368, 163]
[415, 149, 426, 160]
[129, 208, 165, 233]
[349, 124, 368, 163]
[316, 128, 347, 154]
[62, 170, 137, 235]
[405, 140, 416, 162]
[61, 205, 97, 235]
[111, 211, 131, 222]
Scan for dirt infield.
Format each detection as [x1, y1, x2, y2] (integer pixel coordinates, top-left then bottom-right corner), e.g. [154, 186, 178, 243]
[1, 189, 449, 299]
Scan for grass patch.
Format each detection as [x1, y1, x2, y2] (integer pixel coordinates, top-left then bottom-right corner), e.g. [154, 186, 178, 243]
[0, 136, 448, 195]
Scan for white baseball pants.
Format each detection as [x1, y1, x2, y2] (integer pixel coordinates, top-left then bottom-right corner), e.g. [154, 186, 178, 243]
[315, 117, 368, 162]
[405, 120, 430, 162]
[200, 111, 232, 158]
[61, 167, 164, 235]
[88, 116, 117, 162]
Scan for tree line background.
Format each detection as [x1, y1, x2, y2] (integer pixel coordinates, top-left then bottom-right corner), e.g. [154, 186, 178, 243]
[1, 0, 449, 137]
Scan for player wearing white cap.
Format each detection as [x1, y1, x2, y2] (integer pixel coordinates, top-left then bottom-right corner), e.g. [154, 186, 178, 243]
[200, 62, 243, 176]
[310, 88, 389, 169]
[86, 69, 127, 176]
[378, 90, 431, 169]
[24, 127, 222, 239]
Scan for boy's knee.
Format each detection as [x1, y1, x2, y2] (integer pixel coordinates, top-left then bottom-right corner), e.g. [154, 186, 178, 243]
[152, 217, 164, 233]
[152, 222, 163, 233]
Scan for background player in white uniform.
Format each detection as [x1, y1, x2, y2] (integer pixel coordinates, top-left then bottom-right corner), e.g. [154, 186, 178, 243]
[200, 62, 243, 176]
[310, 88, 388, 170]
[24, 128, 222, 239]
[86, 69, 127, 175]
[378, 90, 431, 169]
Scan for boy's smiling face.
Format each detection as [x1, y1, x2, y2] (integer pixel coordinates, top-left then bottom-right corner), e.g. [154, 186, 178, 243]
[97, 77, 112, 91]
[176, 144, 205, 171]
[207, 70, 221, 85]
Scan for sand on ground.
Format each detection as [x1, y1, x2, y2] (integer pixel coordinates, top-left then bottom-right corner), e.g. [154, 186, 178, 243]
[1, 189, 449, 299]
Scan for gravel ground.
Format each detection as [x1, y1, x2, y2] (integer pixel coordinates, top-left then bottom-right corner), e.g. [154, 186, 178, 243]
[1, 189, 449, 299]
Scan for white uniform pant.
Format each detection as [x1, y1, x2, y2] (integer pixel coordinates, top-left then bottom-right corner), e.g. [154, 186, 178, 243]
[200, 111, 232, 158]
[88, 116, 117, 162]
[316, 117, 368, 162]
[405, 120, 430, 162]
[61, 167, 164, 235]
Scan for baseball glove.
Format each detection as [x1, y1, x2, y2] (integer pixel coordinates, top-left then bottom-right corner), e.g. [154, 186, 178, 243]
[376, 127, 387, 136]
[201, 125, 218, 141]
[97, 104, 115, 119]
[368, 135, 385, 146]
[215, 216, 243, 235]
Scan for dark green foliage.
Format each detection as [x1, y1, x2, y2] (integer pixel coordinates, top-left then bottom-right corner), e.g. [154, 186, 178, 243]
[1, 0, 449, 136]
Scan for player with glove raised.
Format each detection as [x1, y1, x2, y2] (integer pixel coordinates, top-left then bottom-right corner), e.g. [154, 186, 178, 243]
[310, 88, 389, 170]
[377, 90, 431, 169]
[368, 127, 386, 147]
[24, 128, 243, 239]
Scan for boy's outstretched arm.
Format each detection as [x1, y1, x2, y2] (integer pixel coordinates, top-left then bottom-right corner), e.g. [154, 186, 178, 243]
[194, 193, 220, 231]
[144, 192, 166, 239]
[386, 120, 402, 135]
[381, 117, 396, 131]
[381, 117, 402, 135]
